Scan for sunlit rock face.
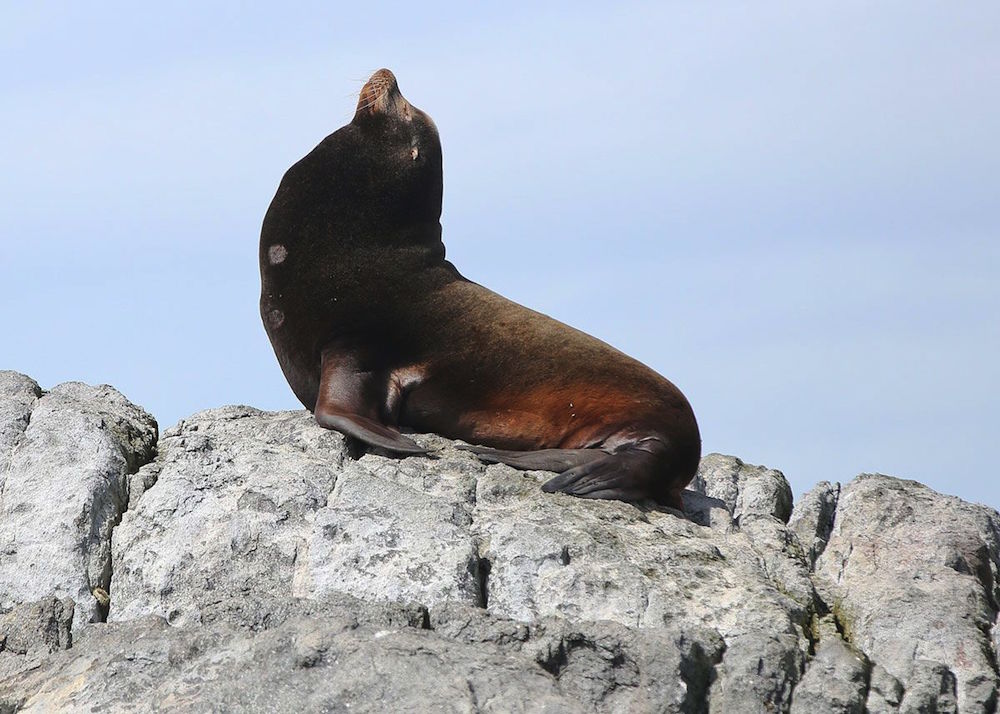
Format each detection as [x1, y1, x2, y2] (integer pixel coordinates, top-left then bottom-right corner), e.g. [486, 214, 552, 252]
[1, 370, 997, 713]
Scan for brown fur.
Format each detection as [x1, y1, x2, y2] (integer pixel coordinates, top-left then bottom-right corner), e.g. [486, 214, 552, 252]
[260, 69, 700, 507]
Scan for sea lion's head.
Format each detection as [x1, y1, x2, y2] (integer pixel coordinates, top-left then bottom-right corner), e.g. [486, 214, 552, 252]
[344, 68, 443, 229]
[266, 69, 443, 252]
[260, 69, 444, 299]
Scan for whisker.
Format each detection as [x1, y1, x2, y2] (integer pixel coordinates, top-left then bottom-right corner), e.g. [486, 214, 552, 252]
[356, 96, 378, 114]
[348, 69, 398, 116]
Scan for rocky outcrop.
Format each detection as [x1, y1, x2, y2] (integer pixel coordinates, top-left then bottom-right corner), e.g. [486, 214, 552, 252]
[0, 373, 157, 630]
[0, 370, 997, 712]
[813, 476, 1000, 712]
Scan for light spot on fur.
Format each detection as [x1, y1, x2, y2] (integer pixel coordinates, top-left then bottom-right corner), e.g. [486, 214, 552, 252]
[269, 244, 288, 265]
[411, 147, 419, 160]
[267, 309, 285, 328]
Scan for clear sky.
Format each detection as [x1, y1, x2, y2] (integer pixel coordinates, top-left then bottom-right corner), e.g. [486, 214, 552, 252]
[2, 3, 998, 506]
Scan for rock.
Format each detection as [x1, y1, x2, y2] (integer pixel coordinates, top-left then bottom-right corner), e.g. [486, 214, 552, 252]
[0, 596, 75, 682]
[308, 442, 483, 607]
[0, 371, 41, 484]
[788, 481, 840, 566]
[0, 376, 158, 630]
[692, 453, 794, 523]
[0, 596, 74, 656]
[814, 474, 1000, 712]
[110, 408, 487, 625]
[899, 660, 959, 713]
[108, 408, 812, 712]
[682, 488, 734, 531]
[431, 601, 724, 712]
[868, 664, 904, 714]
[472, 464, 810, 712]
[110, 406, 344, 625]
[198, 591, 429, 632]
[0, 598, 583, 713]
[2, 371, 1000, 712]
[790, 616, 868, 714]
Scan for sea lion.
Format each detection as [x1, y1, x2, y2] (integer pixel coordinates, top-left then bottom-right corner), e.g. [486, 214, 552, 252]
[259, 69, 700, 508]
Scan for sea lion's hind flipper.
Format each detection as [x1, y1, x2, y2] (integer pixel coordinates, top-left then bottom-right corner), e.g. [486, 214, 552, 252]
[315, 410, 428, 454]
[460, 446, 607, 472]
[541, 440, 681, 507]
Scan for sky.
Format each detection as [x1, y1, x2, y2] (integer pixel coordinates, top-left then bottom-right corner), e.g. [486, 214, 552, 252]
[2, 3, 998, 506]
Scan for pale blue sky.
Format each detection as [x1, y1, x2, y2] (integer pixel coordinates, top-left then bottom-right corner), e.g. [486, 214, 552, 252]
[2, 3, 998, 505]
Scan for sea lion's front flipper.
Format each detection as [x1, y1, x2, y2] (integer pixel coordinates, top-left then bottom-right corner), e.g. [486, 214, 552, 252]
[315, 411, 427, 454]
[314, 349, 428, 455]
[461, 445, 608, 472]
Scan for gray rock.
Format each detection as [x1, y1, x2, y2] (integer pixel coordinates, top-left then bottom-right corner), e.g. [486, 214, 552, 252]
[306, 442, 483, 607]
[0, 596, 75, 682]
[431, 601, 724, 712]
[0, 601, 583, 713]
[682, 489, 734, 531]
[692, 453, 794, 523]
[899, 660, 958, 714]
[4, 372, 999, 712]
[0, 596, 74, 656]
[788, 481, 840, 566]
[462, 461, 809, 712]
[790, 617, 868, 714]
[0, 371, 41, 484]
[109, 407, 811, 712]
[868, 663, 904, 713]
[110, 409, 485, 625]
[111, 406, 342, 624]
[814, 474, 1000, 712]
[0, 380, 158, 630]
[740, 517, 816, 609]
[199, 591, 429, 632]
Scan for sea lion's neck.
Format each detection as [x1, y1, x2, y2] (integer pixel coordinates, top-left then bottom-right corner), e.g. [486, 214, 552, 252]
[388, 220, 442, 247]
[374, 220, 449, 271]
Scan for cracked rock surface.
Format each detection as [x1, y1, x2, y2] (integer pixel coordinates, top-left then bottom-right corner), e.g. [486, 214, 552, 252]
[0, 371, 157, 630]
[813, 475, 1000, 712]
[1, 370, 998, 712]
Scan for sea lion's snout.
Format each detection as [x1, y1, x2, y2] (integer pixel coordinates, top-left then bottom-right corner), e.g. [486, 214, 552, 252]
[355, 68, 406, 118]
